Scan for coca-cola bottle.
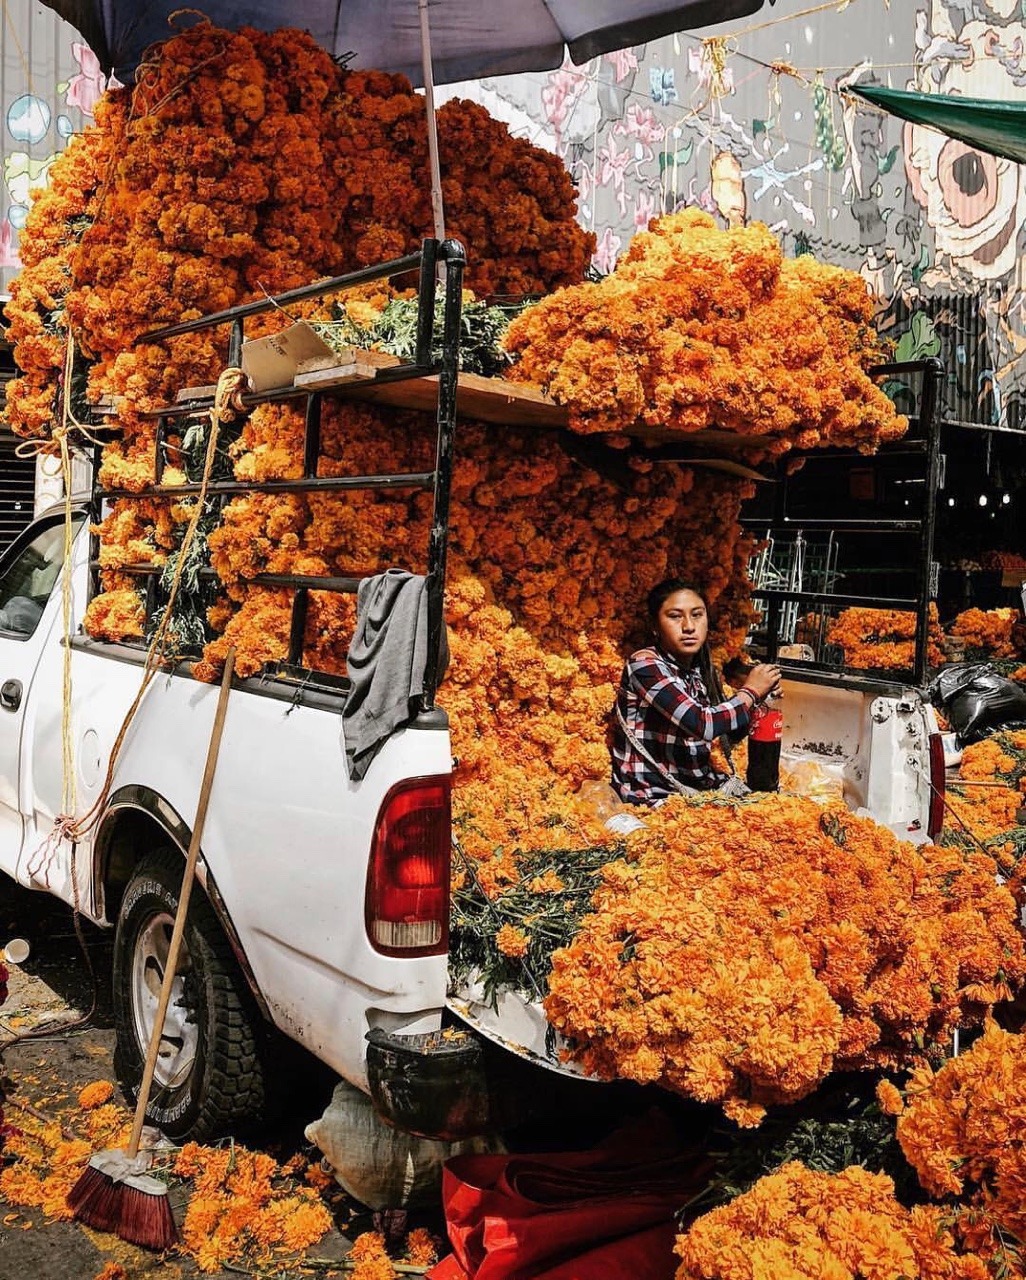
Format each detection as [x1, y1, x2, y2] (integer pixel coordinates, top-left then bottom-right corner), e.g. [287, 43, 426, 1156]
[747, 692, 783, 792]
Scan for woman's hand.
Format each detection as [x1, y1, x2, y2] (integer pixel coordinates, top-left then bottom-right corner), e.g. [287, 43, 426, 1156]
[742, 663, 782, 701]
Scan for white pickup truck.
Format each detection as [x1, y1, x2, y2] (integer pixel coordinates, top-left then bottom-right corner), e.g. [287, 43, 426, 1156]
[0, 500, 457, 1142]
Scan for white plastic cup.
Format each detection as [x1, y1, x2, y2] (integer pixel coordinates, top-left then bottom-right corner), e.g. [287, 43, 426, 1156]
[3, 938, 30, 965]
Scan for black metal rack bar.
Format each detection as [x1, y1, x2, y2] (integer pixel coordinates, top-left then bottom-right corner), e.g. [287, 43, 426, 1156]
[254, 573, 366, 592]
[92, 564, 377, 592]
[752, 588, 918, 610]
[742, 518, 922, 532]
[99, 472, 435, 499]
[139, 252, 424, 344]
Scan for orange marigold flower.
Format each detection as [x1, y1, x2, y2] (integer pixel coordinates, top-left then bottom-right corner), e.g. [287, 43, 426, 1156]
[876, 1079, 904, 1116]
[495, 924, 530, 958]
[93, 1265, 127, 1280]
[76, 1080, 115, 1110]
[404, 1227, 438, 1266]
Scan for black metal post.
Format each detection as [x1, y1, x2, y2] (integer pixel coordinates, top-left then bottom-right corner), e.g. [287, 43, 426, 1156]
[913, 357, 943, 687]
[303, 393, 322, 478]
[138, 252, 424, 343]
[421, 239, 465, 709]
[154, 416, 167, 485]
[228, 318, 244, 368]
[415, 239, 439, 367]
[87, 441, 104, 606]
[288, 587, 309, 667]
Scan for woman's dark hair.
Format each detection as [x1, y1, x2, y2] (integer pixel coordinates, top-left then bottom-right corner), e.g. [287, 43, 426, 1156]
[646, 577, 706, 624]
[645, 578, 725, 703]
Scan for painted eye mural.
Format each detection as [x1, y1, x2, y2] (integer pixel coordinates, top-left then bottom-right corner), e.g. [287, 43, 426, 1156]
[904, 22, 1026, 282]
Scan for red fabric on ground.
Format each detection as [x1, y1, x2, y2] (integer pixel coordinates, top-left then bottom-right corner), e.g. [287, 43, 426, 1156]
[427, 1112, 710, 1280]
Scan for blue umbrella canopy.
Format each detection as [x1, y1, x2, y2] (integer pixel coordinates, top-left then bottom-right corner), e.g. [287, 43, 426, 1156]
[39, 0, 769, 86]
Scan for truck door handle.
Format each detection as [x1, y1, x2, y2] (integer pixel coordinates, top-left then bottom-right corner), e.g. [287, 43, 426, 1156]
[0, 679, 22, 711]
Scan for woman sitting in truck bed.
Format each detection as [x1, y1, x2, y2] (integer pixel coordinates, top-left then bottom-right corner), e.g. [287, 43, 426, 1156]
[611, 578, 780, 805]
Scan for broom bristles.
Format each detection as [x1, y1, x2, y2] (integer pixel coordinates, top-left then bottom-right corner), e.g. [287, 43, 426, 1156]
[116, 1177, 178, 1250]
[68, 1149, 178, 1250]
[66, 1164, 121, 1231]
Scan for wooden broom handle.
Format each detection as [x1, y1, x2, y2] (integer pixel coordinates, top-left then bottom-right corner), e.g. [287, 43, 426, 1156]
[127, 649, 236, 1158]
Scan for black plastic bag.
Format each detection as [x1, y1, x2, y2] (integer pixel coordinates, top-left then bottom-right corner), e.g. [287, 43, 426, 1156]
[930, 663, 1026, 745]
[929, 661, 994, 706]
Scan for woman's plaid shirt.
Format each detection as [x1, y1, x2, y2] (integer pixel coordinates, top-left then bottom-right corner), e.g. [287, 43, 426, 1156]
[611, 646, 755, 805]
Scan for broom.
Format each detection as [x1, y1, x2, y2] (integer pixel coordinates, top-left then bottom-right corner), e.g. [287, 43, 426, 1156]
[68, 648, 237, 1248]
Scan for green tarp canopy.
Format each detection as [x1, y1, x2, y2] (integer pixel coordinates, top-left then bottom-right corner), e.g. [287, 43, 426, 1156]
[850, 83, 1026, 164]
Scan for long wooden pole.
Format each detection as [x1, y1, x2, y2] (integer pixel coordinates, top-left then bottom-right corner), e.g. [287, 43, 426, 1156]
[126, 648, 236, 1158]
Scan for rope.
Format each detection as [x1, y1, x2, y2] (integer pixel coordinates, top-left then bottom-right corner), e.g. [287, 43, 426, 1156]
[25, 364, 246, 883]
[728, 0, 865, 42]
[1, 0, 34, 96]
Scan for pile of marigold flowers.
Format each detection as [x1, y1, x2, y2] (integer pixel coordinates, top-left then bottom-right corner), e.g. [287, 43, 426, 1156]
[671, 1021, 1026, 1278]
[347, 1228, 438, 1279]
[948, 607, 1024, 659]
[674, 1160, 991, 1279]
[504, 208, 906, 453]
[542, 793, 1026, 1126]
[4, 19, 593, 635]
[0, 957, 8, 1147]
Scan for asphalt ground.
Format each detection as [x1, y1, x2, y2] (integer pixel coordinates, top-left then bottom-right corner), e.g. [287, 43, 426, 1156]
[0, 873, 379, 1279]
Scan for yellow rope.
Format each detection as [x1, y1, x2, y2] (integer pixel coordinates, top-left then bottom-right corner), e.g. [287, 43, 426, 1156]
[728, 0, 863, 42]
[1, 0, 34, 96]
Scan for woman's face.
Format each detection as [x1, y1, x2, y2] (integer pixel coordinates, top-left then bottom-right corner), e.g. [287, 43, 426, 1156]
[655, 589, 708, 664]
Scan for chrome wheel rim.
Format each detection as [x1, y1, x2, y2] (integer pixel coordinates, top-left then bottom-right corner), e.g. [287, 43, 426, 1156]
[131, 911, 198, 1090]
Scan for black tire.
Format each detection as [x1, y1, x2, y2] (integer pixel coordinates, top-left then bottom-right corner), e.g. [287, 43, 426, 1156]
[112, 848, 266, 1143]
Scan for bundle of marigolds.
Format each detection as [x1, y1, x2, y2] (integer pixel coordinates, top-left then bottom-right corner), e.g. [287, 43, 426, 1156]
[948, 607, 1024, 660]
[540, 793, 1026, 1126]
[826, 604, 945, 672]
[4, 18, 591, 435]
[880, 1020, 1026, 1271]
[504, 208, 907, 453]
[673, 1161, 992, 1279]
[943, 729, 1026, 880]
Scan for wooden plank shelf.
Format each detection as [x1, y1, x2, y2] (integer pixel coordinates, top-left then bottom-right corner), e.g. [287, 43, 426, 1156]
[330, 366, 773, 458]
[356, 369, 568, 430]
[156, 355, 774, 471]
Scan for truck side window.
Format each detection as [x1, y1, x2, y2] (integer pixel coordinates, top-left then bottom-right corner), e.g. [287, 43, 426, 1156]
[0, 518, 83, 639]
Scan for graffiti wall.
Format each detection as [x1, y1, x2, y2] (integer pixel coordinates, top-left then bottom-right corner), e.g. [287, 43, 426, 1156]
[4, 0, 1026, 429]
[437, 0, 1026, 431]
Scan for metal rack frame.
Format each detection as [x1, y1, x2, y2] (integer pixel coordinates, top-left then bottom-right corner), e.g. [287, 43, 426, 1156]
[86, 237, 466, 709]
[745, 357, 944, 690]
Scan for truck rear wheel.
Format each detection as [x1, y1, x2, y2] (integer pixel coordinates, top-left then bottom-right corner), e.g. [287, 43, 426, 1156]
[112, 849, 266, 1142]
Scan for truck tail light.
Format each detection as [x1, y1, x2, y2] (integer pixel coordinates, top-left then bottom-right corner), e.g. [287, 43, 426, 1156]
[927, 731, 946, 840]
[366, 776, 451, 957]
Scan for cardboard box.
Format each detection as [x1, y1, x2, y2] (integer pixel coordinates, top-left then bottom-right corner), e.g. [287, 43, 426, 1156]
[241, 322, 339, 392]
